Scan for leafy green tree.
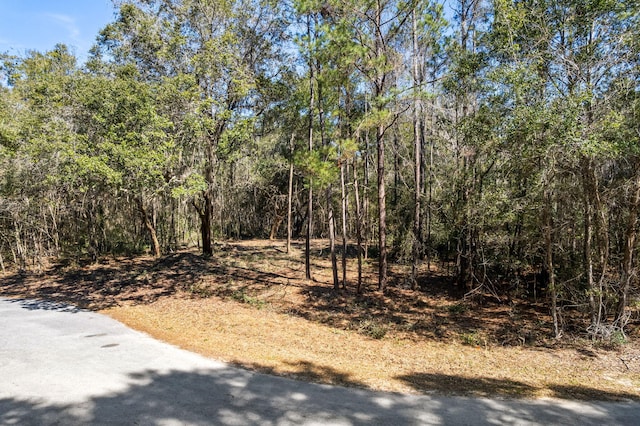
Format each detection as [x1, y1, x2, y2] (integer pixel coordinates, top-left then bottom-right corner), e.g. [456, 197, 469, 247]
[304, 0, 416, 291]
[0, 45, 78, 265]
[489, 0, 640, 336]
[94, 0, 286, 255]
[73, 66, 175, 257]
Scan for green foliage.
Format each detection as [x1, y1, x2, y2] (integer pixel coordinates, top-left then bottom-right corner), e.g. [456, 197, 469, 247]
[460, 331, 484, 347]
[0, 87, 19, 151]
[294, 147, 339, 189]
[171, 173, 207, 198]
[188, 281, 213, 298]
[231, 289, 267, 309]
[448, 304, 469, 315]
[1, 0, 640, 341]
[73, 71, 176, 195]
[357, 319, 388, 340]
[609, 331, 627, 346]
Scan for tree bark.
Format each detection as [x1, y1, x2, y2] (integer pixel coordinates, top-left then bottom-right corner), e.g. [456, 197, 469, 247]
[363, 116, 371, 261]
[411, 8, 422, 290]
[377, 120, 387, 291]
[269, 214, 284, 240]
[375, 3, 387, 292]
[581, 156, 598, 330]
[328, 186, 339, 290]
[353, 159, 364, 293]
[136, 197, 161, 258]
[305, 14, 315, 281]
[316, 54, 338, 290]
[616, 168, 640, 327]
[287, 133, 295, 254]
[544, 188, 560, 338]
[199, 125, 218, 257]
[201, 193, 213, 256]
[340, 161, 348, 289]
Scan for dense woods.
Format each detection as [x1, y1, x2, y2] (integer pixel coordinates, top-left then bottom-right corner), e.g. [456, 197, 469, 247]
[1, 0, 639, 341]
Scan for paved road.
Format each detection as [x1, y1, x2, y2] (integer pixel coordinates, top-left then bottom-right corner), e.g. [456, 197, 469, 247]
[0, 297, 638, 425]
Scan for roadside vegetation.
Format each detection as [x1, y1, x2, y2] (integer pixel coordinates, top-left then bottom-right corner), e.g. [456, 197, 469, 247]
[1, 0, 640, 400]
[2, 240, 639, 400]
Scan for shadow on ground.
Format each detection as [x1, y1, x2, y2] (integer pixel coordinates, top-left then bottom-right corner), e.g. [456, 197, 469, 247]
[1, 367, 638, 426]
[5, 298, 87, 313]
[0, 252, 210, 310]
[397, 372, 640, 401]
[223, 356, 640, 403]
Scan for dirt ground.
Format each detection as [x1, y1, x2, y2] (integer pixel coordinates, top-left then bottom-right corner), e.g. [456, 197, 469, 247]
[2, 239, 639, 400]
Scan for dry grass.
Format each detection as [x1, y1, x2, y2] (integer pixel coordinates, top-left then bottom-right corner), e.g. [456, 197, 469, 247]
[2, 239, 639, 401]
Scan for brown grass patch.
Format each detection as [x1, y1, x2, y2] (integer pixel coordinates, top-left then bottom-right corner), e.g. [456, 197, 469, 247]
[2, 239, 639, 400]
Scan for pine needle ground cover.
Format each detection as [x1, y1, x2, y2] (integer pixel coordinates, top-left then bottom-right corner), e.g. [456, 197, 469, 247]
[2, 240, 639, 400]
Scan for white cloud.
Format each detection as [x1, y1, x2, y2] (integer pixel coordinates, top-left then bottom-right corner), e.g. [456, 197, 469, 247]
[44, 13, 81, 41]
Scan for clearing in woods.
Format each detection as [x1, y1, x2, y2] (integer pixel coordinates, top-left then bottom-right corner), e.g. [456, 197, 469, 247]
[1, 239, 639, 400]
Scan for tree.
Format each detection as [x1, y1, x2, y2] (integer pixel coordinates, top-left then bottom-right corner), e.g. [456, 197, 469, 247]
[0, 46, 78, 265]
[94, 0, 285, 256]
[73, 66, 175, 257]
[409, 0, 447, 288]
[322, 0, 415, 291]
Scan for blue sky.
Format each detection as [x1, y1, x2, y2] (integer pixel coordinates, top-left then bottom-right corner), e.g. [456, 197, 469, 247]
[0, 0, 117, 63]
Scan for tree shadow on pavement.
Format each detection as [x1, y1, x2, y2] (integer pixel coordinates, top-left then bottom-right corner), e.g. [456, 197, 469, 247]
[397, 372, 640, 402]
[1, 367, 639, 426]
[4, 298, 86, 313]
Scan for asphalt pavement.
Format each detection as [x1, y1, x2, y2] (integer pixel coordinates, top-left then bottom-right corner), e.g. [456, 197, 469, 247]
[1, 297, 639, 425]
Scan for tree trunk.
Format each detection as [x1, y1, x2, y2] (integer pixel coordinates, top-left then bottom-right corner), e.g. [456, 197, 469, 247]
[364, 121, 371, 261]
[544, 188, 560, 338]
[202, 193, 213, 256]
[353, 159, 364, 293]
[411, 8, 422, 290]
[328, 187, 339, 290]
[616, 168, 640, 328]
[340, 161, 348, 289]
[48, 203, 60, 255]
[305, 14, 315, 281]
[393, 126, 400, 206]
[269, 214, 284, 240]
[193, 196, 212, 257]
[581, 157, 598, 330]
[306, 187, 313, 280]
[377, 120, 387, 291]
[287, 133, 295, 254]
[375, 3, 387, 292]
[199, 125, 218, 257]
[136, 197, 161, 258]
[13, 221, 25, 270]
[592, 168, 609, 329]
[426, 99, 434, 270]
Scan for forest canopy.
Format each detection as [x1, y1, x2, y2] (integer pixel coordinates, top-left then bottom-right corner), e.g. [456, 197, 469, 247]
[1, 0, 639, 340]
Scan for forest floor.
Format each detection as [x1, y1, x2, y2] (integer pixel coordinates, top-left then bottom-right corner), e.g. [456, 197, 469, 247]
[2, 239, 640, 401]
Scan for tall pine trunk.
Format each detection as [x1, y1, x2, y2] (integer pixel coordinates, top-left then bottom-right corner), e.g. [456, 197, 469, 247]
[287, 133, 295, 254]
[411, 8, 423, 290]
[544, 188, 560, 338]
[340, 162, 348, 288]
[616, 167, 640, 329]
[317, 64, 339, 290]
[377, 120, 387, 291]
[581, 156, 599, 331]
[375, 4, 387, 292]
[353, 159, 364, 293]
[328, 186, 339, 290]
[305, 15, 315, 280]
